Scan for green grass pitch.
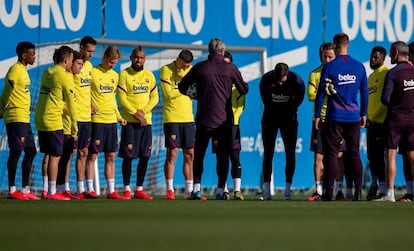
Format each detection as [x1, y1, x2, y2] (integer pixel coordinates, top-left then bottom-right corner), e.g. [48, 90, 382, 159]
[1, 195, 413, 251]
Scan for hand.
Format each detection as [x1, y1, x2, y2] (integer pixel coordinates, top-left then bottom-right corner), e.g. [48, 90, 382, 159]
[119, 118, 127, 126]
[315, 118, 321, 130]
[360, 116, 366, 128]
[324, 78, 337, 95]
[91, 106, 98, 115]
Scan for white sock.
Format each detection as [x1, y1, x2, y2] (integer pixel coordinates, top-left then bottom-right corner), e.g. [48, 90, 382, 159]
[166, 179, 174, 191]
[49, 181, 57, 195]
[216, 187, 224, 196]
[136, 186, 144, 191]
[77, 181, 85, 193]
[87, 179, 94, 192]
[194, 183, 201, 193]
[65, 182, 70, 191]
[22, 186, 30, 194]
[43, 176, 48, 191]
[379, 182, 387, 194]
[124, 185, 131, 192]
[316, 181, 323, 195]
[185, 180, 193, 194]
[406, 181, 413, 194]
[233, 178, 241, 192]
[224, 182, 229, 193]
[387, 189, 394, 198]
[9, 186, 16, 193]
[107, 179, 115, 193]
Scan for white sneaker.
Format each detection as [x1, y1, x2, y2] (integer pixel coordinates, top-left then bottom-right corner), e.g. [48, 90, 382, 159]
[373, 194, 395, 202]
[284, 189, 292, 200]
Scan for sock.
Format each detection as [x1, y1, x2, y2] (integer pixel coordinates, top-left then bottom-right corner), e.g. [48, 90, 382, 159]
[136, 186, 144, 191]
[346, 188, 353, 198]
[65, 182, 70, 191]
[406, 181, 413, 194]
[386, 189, 394, 198]
[124, 185, 131, 192]
[263, 182, 270, 195]
[371, 177, 378, 187]
[216, 187, 224, 196]
[107, 178, 115, 193]
[233, 178, 241, 192]
[43, 176, 48, 192]
[335, 181, 343, 194]
[316, 181, 323, 195]
[379, 182, 387, 194]
[194, 183, 201, 193]
[285, 182, 291, 192]
[9, 186, 16, 193]
[22, 186, 30, 194]
[87, 179, 94, 192]
[166, 179, 174, 191]
[185, 180, 193, 194]
[77, 181, 85, 193]
[224, 182, 229, 193]
[49, 181, 57, 195]
[57, 184, 65, 193]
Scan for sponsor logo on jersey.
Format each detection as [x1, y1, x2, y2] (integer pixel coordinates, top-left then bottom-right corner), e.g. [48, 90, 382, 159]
[338, 73, 356, 85]
[271, 93, 289, 103]
[403, 79, 414, 91]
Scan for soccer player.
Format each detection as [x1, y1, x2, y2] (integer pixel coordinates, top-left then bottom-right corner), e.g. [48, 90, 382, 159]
[259, 63, 305, 201]
[315, 33, 368, 201]
[376, 41, 414, 202]
[222, 51, 245, 200]
[306, 42, 336, 201]
[0, 41, 39, 200]
[159, 49, 194, 200]
[118, 46, 159, 200]
[56, 51, 85, 199]
[35, 45, 78, 200]
[75, 36, 97, 199]
[178, 38, 248, 200]
[87, 45, 126, 200]
[365, 46, 388, 200]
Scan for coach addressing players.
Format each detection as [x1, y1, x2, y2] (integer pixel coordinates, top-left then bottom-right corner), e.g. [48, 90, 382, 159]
[178, 38, 248, 200]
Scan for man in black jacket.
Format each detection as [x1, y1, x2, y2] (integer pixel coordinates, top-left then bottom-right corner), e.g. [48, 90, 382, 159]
[179, 38, 248, 200]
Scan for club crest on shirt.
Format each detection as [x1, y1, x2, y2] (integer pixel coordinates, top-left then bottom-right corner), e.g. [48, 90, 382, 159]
[21, 137, 25, 143]
[95, 140, 101, 145]
[170, 135, 176, 140]
[128, 144, 133, 150]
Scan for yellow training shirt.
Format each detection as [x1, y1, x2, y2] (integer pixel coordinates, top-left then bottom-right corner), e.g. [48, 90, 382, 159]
[1, 62, 31, 124]
[159, 61, 194, 123]
[118, 67, 159, 124]
[367, 64, 389, 124]
[232, 85, 245, 125]
[35, 65, 78, 137]
[74, 60, 92, 122]
[90, 65, 122, 124]
[308, 64, 327, 121]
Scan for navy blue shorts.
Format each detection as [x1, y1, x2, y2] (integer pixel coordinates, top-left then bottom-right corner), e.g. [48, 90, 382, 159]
[310, 123, 323, 154]
[63, 134, 76, 155]
[163, 122, 195, 149]
[89, 123, 118, 153]
[118, 123, 152, 159]
[77, 121, 91, 150]
[386, 117, 414, 150]
[38, 130, 64, 156]
[6, 122, 36, 151]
